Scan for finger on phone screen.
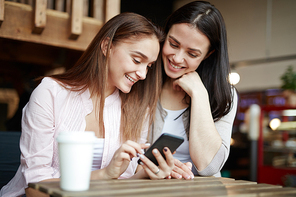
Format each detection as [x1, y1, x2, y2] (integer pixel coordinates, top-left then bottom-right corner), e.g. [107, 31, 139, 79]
[124, 140, 148, 158]
[140, 143, 150, 150]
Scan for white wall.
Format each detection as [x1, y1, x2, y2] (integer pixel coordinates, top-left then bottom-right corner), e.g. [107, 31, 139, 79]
[174, 0, 296, 92]
[235, 60, 296, 92]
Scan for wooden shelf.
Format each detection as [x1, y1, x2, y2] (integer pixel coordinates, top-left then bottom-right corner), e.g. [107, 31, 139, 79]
[0, 1, 103, 51]
[0, 0, 120, 95]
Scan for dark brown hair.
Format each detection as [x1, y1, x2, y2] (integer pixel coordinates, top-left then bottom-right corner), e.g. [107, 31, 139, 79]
[50, 12, 164, 141]
[163, 1, 234, 121]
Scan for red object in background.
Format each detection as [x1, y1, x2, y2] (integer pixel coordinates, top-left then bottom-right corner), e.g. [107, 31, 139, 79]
[258, 166, 296, 185]
[257, 105, 296, 186]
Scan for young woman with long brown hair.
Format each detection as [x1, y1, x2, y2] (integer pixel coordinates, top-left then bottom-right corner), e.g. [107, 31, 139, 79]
[1, 12, 175, 197]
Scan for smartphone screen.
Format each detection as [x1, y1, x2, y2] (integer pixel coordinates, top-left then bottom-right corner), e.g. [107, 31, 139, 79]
[138, 133, 184, 166]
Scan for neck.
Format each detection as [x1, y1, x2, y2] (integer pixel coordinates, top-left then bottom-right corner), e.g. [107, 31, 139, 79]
[163, 78, 184, 95]
[161, 78, 189, 110]
[105, 85, 116, 98]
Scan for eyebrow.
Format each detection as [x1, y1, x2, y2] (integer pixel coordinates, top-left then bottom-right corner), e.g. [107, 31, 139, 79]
[168, 35, 202, 54]
[132, 51, 148, 60]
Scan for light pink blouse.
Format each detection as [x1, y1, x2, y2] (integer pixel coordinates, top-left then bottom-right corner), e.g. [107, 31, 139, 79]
[0, 77, 148, 197]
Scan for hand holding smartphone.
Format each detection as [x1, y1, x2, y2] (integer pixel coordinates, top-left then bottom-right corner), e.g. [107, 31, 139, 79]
[138, 133, 184, 166]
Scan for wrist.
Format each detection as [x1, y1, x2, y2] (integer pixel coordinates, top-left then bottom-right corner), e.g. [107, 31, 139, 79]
[191, 88, 209, 102]
[91, 168, 112, 180]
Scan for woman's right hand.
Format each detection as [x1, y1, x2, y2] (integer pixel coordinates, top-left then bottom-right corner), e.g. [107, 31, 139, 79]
[172, 71, 207, 98]
[91, 140, 149, 179]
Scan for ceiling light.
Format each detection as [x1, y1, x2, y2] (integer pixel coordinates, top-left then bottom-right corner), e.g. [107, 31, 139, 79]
[229, 71, 240, 85]
[269, 118, 281, 130]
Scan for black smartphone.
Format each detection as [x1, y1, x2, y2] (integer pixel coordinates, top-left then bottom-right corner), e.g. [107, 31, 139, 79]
[138, 133, 184, 166]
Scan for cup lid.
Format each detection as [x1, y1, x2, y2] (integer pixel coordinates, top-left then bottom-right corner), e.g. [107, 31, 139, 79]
[56, 131, 96, 143]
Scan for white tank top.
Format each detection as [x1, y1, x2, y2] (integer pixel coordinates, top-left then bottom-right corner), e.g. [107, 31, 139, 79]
[91, 138, 105, 171]
[162, 108, 191, 163]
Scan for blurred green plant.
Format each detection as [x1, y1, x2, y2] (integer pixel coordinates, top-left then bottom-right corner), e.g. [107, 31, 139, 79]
[281, 66, 296, 90]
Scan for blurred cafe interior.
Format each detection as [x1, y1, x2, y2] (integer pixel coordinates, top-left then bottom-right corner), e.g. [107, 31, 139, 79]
[0, 0, 296, 189]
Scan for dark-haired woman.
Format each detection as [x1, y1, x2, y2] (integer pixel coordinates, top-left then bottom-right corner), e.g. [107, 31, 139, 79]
[149, 1, 238, 179]
[1, 12, 174, 197]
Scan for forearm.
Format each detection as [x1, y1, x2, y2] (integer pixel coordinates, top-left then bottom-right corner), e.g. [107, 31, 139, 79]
[189, 92, 222, 171]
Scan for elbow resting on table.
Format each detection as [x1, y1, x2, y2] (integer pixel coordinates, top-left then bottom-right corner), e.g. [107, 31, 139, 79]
[195, 144, 229, 177]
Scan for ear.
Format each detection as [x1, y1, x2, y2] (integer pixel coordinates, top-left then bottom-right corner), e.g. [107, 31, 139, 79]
[101, 37, 110, 56]
[204, 49, 215, 60]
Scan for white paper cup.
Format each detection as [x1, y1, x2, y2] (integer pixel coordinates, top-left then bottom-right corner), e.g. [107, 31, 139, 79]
[57, 131, 96, 191]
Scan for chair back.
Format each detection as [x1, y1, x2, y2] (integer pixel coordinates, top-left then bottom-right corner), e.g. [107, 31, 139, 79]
[0, 131, 21, 189]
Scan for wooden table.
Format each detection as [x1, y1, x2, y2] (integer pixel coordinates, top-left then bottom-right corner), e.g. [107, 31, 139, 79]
[28, 176, 296, 197]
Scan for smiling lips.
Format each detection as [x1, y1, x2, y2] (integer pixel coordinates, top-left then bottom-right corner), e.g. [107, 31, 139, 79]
[125, 74, 136, 83]
[169, 59, 183, 69]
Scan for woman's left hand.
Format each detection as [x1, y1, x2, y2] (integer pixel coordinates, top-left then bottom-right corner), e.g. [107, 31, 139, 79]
[171, 159, 194, 179]
[138, 147, 175, 179]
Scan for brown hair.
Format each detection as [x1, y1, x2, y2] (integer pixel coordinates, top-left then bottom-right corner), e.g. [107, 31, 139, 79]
[50, 12, 164, 142]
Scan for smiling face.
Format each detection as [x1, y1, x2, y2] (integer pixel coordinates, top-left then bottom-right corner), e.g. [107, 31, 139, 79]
[106, 35, 160, 95]
[162, 23, 211, 79]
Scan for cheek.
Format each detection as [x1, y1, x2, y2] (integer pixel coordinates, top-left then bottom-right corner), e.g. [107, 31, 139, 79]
[162, 42, 172, 58]
[188, 59, 202, 71]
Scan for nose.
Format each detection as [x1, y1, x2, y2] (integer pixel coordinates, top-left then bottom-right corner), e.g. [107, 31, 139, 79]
[172, 51, 184, 64]
[136, 66, 147, 80]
